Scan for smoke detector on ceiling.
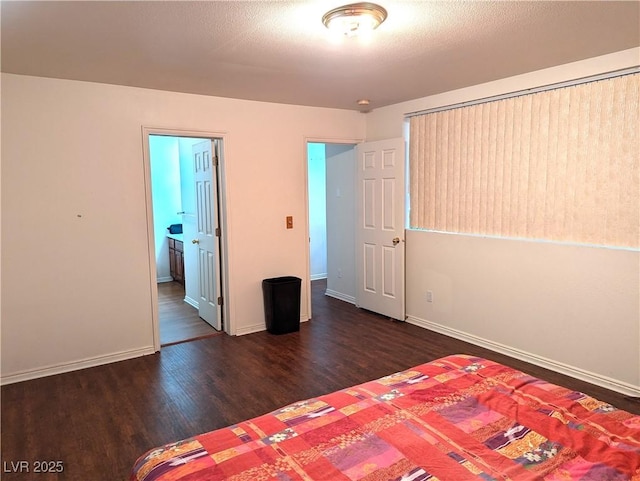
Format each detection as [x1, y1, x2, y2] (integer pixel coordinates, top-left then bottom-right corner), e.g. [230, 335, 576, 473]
[357, 99, 371, 113]
[322, 2, 388, 37]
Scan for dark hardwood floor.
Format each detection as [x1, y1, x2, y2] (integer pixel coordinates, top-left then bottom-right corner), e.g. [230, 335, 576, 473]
[2, 279, 638, 481]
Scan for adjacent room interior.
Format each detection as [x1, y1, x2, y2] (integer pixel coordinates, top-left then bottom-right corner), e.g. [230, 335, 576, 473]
[307, 142, 358, 308]
[148, 134, 223, 346]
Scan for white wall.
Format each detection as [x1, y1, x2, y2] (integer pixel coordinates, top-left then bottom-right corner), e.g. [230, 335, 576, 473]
[367, 48, 640, 394]
[149, 135, 182, 281]
[325, 144, 356, 303]
[307, 143, 327, 280]
[406, 231, 639, 392]
[1, 73, 365, 383]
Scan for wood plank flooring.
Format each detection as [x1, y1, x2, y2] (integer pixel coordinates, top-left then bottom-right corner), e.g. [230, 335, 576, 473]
[2, 279, 638, 481]
[158, 281, 220, 346]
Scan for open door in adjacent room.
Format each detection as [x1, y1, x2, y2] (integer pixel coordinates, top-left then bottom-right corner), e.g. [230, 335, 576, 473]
[355, 138, 406, 321]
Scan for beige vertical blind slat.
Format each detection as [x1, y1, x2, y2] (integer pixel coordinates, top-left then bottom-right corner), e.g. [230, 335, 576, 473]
[409, 73, 640, 248]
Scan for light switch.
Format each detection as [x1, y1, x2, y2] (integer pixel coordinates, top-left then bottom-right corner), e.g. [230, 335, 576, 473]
[286, 216, 293, 229]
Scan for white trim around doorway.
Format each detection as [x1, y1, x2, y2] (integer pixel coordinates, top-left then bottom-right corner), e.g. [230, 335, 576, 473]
[142, 126, 232, 351]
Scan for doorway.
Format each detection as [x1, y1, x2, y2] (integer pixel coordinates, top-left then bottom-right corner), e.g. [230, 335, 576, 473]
[306, 142, 357, 318]
[143, 128, 230, 350]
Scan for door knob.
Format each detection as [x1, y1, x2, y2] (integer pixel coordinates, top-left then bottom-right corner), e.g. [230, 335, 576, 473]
[392, 237, 401, 246]
[192, 239, 200, 244]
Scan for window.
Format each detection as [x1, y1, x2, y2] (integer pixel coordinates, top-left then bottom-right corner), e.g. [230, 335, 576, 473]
[409, 73, 639, 248]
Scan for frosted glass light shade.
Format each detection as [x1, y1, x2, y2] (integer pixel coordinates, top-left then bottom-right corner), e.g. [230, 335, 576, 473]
[322, 3, 387, 37]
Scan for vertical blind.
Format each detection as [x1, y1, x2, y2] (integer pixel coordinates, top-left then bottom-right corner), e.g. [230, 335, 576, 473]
[409, 73, 639, 248]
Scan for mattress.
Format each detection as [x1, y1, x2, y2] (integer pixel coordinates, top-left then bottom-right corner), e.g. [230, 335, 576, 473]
[131, 354, 640, 480]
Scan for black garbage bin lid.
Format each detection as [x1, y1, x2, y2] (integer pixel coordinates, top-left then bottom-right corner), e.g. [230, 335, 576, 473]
[263, 276, 301, 284]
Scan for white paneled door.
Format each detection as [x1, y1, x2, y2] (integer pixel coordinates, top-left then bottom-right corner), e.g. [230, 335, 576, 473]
[193, 140, 222, 330]
[355, 138, 406, 320]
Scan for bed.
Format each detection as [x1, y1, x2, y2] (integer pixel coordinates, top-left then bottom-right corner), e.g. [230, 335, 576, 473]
[130, 354, 640, 480]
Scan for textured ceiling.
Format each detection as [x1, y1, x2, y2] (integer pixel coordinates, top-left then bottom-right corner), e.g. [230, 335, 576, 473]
[2, 1, 639, 111]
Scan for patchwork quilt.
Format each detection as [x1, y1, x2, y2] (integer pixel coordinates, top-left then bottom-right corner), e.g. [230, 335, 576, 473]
[130, 354, 640, 480]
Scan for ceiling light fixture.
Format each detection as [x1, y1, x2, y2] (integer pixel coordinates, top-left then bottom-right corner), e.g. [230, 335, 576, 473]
[322, 2, 388, 37]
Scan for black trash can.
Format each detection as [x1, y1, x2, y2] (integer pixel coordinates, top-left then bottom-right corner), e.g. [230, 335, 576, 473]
[262, 276, 301, 334]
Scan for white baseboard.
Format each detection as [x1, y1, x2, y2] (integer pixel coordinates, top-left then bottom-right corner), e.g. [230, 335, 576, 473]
[406, 315, 640, 397]
[235, 323, 266, 336]
[0, 346, 157, 386]
[157, 276, 174, 283]
[311, 273, 328, 281]
[184, 296, 199, 309]
[234, 316, 309, 336]
[325, 289, 356, 304]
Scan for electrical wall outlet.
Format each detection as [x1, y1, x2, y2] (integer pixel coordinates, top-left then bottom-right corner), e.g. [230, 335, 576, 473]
[426, 290, 433, 303]
[286, 216, 293, 229]
[338, 268, 343, 278]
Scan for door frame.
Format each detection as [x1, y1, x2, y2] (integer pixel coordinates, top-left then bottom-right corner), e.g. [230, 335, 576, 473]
[142, 127, 231, 351]
[303, 136, 363, 321]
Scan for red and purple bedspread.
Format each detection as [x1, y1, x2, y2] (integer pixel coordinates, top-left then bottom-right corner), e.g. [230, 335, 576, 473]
[131, 354, 640, 480]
